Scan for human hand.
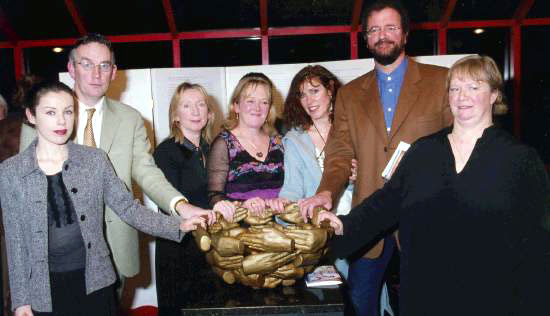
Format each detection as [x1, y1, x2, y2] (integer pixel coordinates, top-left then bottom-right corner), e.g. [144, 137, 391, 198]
[206, 250, 243, 270]
[298, 191, 332, 222]
[349, 158, 358, 182]
[283, 224, 327, 253]
[213, 200, 237, 222]
[242, 252, 297, 275]
[15, 305, 33, 316]
[264, 197, 289, 214]
[239, 226, 294, 252]
[176, 202, 216, 226]
[277, 203, 305, 224]
[243, 197, 266, 215]
[180, 216, 207, 232]
[316, 210, 343, 235]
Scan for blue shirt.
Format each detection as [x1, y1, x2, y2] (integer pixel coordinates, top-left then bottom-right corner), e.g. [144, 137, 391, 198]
[376, 58, 408, 133]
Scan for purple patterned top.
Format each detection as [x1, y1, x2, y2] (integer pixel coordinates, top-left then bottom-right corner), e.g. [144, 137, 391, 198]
[207, 130, 285, 205]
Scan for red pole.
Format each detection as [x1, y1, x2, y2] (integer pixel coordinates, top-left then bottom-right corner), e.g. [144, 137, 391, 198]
[13, 46, 23, 80]
[172, 39, 181, 68]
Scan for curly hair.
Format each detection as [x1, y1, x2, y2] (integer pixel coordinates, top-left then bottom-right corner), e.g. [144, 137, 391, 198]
[283, 65, 341, 130]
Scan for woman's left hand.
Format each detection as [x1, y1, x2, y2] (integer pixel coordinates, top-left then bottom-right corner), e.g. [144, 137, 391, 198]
[243, 197, 266, 215]
[180, 216, 207, 232]
[264, 197, 289, 213]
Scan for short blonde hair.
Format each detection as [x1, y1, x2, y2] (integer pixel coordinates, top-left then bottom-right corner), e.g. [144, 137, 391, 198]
[224, 74, 277, 135]
[447, 55, 508, 115]
[168, 82, 216, 144]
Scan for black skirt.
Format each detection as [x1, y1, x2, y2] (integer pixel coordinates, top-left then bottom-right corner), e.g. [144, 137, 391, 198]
[33, 268, 117, 316]
[155, 233, 216, 314]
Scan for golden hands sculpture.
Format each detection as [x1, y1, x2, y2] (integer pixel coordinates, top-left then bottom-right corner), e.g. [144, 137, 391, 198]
[194, 201, 334, 288]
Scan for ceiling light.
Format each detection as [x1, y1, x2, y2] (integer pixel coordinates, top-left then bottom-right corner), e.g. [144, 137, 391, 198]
[473, 28, 484, 35]
[52, 47, 64, 53]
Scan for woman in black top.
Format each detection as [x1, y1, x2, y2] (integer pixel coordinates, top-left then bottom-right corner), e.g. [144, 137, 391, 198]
[317, 55, 550, 315]
[153, 83, 218, 315]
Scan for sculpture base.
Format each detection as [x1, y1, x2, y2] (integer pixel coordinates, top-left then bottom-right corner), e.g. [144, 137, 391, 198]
[171, 277, 345, 316]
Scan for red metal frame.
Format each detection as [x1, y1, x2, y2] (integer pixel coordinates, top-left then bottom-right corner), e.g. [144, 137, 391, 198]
[64, 0, 87, 36]
[161, 0, 178, 36]
[1, 1, 550, 163]
[259, 0, 269, 64]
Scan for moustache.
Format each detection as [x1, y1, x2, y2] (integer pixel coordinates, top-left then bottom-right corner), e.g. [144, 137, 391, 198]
[375, 39, 395, 47]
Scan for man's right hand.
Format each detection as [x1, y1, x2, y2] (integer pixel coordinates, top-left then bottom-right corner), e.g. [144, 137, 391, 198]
[297, 191, 333, 222]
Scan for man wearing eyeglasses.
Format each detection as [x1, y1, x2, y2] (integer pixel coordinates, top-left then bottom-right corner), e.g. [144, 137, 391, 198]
[20, 33, 212, 298]
[300, 1, 452, 315]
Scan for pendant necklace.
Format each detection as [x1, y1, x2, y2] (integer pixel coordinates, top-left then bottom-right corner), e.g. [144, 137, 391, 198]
[242, 135, 264, 158]
[312, 123, 328, 160]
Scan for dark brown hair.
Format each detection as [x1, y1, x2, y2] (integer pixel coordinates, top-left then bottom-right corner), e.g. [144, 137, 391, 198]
[361, 0, 410, 35]
[283, 65, 341, 130]
[17, 77, 75, 125]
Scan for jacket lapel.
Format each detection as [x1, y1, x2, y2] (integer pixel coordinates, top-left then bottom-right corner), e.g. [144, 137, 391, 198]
[360, 72, 389, 143]
[100, 98, 116, 153]
[389, 59, 420, 140]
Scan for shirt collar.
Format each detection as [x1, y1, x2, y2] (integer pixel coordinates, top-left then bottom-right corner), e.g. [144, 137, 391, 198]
[78, 96, 105, 116]
[181, 137, 208, 152]
[376, 57, 408, 81]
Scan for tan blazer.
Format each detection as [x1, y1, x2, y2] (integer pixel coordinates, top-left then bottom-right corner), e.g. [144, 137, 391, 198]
[20, 98, 182, 277]
[318, 58, 452, 258]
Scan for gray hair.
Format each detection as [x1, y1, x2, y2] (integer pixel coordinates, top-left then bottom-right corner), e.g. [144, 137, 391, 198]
[69, 33, 116, 65]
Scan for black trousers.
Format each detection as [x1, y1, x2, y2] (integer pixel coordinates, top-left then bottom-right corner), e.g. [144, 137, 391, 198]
[33, 269, 117, 316]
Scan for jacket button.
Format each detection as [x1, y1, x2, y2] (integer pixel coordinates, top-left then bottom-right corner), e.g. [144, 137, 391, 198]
[71, 188, 78, 194]
[64, 165, 69, 171]
[88, 242, 91, 249]
[80, 215, 86, 221]
[384, 146, 388, 152]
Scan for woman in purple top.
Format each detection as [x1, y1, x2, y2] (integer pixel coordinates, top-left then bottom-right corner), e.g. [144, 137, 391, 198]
[207, 73, 284, 215]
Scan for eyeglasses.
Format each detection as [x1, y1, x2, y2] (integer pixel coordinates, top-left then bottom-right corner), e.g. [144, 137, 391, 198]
[366, 25, 401, 37]
[75, 59, 114, 72]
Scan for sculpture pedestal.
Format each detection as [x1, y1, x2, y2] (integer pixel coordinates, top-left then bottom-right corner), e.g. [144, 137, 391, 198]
[177, 277, 345, 316]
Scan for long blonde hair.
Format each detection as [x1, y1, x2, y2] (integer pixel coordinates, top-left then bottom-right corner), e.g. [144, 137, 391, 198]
[168, 82, 216, 143]
[224, 74, 278, 136]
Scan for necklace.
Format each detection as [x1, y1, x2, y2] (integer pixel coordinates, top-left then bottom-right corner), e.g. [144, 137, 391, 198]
[240, 134, 265, 158]
[312, 123, 328, 160]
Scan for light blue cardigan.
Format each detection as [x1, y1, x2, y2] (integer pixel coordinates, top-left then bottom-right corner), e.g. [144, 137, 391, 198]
[279, 128, 354, 205]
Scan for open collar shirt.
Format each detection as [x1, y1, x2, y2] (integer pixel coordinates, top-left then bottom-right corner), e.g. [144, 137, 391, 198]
[376, 57, 408, 133]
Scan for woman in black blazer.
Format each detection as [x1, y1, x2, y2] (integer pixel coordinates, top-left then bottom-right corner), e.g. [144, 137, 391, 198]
[153, 83, 219, 315]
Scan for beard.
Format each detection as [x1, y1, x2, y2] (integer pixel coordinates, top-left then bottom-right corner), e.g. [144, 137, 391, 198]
[369, 39, 406, 66]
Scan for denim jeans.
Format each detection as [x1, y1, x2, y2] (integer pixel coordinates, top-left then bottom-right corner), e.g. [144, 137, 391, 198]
[348, 236, 396, 316]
